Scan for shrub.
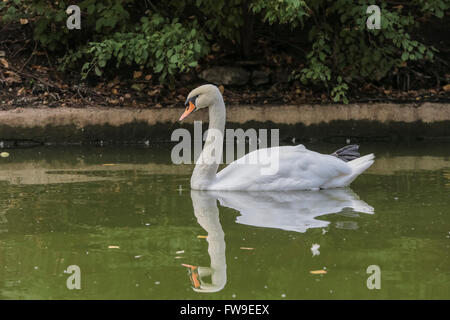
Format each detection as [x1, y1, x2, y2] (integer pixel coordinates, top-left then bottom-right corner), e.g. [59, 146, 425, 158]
[291, 0, 448, 102]
[1, 0, 448, 102]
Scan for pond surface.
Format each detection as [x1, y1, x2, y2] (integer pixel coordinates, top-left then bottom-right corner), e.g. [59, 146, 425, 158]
[0, 143, 448, 299]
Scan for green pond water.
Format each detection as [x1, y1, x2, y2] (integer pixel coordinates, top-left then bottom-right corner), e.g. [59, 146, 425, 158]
[0, 143, 448, 300]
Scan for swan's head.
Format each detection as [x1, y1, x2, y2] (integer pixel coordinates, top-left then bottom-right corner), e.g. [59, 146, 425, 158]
[179, 84, 222, 121]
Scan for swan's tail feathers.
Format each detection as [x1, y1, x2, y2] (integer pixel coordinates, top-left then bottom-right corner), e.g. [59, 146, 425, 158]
[344, 153, 375, 186]
[331, 144, 360, 162]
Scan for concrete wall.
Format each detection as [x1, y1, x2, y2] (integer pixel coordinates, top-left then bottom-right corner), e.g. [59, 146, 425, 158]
[0, 103, 449, 145]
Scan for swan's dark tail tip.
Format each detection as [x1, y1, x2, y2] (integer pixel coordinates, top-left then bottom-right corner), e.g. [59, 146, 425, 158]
[331, 144, 360, 162]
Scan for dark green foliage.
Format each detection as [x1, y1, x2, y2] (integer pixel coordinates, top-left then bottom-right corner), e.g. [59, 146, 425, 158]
[1, 0, 448, 101]
[292, 0, 448, 102]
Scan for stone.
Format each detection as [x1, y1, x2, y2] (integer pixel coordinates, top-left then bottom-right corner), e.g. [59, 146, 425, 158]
[271, 68, 290, 84]
[179, 72, 197, 83]
[251, 70, 271, 86]
[199, 66, 249, 86]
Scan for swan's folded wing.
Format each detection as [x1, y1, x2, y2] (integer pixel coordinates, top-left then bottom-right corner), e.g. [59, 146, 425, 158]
[213, 146, 351, 190]
[300, 150, 352, 180]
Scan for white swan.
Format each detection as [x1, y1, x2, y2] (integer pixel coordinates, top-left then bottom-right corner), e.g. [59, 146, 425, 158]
[179, 84, 374, 191]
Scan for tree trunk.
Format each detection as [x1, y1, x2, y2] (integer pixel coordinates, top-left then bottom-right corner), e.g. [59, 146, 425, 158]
[240, 0, 255, 58]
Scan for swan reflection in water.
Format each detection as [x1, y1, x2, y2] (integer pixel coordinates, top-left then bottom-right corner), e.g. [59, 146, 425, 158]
[183, 188, 374, 293]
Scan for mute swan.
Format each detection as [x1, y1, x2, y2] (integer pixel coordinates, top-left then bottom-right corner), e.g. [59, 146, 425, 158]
[179, 84, 374, 191]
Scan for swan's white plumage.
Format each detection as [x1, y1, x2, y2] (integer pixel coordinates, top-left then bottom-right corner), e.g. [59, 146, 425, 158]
[209, 145, 358, 191]
[183, 84, 374, 191]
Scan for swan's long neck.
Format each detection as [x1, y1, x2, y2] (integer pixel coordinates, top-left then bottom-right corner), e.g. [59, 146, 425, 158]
[191, 97, 226, 190]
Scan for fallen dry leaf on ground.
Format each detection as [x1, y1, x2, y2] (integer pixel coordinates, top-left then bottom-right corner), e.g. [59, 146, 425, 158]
[0, 58, 9, 68]
[147, 88, 160, 96]
[4, 70, 21, 84]
[131, 83, 145, 91]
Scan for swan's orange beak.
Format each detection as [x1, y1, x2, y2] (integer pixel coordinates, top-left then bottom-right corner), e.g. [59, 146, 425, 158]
[179, 101, 196, 121]
[182, 263, 201, 289]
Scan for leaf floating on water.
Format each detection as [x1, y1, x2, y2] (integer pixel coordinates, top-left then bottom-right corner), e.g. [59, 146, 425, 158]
[197, 235, 208, 239]
[108, 245, 120, 249]
[240, 247, 254, 250]
[0, 152, 10, 158]
[311, 243, 320, 256]
[310, 270, 327, 275]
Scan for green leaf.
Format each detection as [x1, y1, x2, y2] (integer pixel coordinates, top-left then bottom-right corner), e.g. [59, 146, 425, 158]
[94, 66, 102, 76]
[154, 63, 164, 73]
[87, 4, 96, 15]
[401, 52, 409, 61]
